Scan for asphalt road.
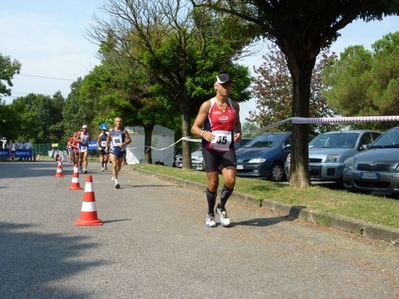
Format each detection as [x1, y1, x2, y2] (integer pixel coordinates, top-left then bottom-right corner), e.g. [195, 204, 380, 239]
[1, 161, 399, 299]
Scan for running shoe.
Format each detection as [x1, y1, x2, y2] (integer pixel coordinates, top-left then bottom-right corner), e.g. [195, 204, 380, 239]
[215, 206, 231, 227]
[111, 177, 115, 182]
[83, 169, 87, 174]
[115, 180, 120, 189]
[205, 214, 216, 228]
[101, 168, 104, 172]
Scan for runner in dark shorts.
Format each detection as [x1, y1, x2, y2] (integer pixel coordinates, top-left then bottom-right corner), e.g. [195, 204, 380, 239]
[97, 123, 109, 172]
[105, 117, 132, 189]
[191, 73, 242, 228]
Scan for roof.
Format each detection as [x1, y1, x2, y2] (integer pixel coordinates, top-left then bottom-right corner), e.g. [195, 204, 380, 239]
[321, 130, 381, 135]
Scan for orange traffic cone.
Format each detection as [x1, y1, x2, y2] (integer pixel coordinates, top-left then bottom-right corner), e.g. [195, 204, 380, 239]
[57, 157, 63, 169]
[75, 175, 103, 226]
[68, 164, 83, 190]
[55, 161, 64, 177]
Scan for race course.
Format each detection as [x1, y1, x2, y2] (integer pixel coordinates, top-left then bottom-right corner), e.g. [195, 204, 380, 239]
[1, 161, 398, 299]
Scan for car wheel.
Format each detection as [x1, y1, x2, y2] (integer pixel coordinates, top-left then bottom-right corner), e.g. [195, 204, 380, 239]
[270, 162, 284, 182]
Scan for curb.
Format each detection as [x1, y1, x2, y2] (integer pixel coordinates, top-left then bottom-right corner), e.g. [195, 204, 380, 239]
[133, 168, 399, 245]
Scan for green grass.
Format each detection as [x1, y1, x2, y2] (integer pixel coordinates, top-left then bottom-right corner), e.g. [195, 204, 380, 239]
[131, 164, 399, 230]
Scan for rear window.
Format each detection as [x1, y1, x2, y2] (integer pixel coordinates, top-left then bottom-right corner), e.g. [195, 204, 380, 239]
[309, 133, 358, 148]
[246, 134, 286, 148]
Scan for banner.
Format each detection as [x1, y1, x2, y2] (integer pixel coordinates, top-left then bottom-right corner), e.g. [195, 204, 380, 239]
[0, 149, 33, 159]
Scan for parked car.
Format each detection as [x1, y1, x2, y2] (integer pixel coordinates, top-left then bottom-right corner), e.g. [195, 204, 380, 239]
[285, 130, 382, 183]
[234, 137, 252, 150]
[174, 144, 203, 170]
[343, 126, 399, 195]
[172, 148, 182, 167]
[235, 132, 315, 181]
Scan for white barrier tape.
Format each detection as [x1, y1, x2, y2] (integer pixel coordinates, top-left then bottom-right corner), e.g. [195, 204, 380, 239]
[244, 118, 293, 135]
[291, 115, 399, 124]
[117, 115, 399, 153]
[243, 115, 399, 136]
[126, 137, 202, 152]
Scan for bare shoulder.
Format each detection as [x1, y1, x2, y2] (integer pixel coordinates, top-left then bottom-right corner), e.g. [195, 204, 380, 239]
[197, 99, 213, 114]
[201, 99, 212, 109]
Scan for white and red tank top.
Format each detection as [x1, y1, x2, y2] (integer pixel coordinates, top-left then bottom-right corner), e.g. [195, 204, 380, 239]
[202, 97, 236, 152]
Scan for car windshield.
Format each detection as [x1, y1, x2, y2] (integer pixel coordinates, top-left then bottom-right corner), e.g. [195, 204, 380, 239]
[309, 133, 358, 149]
[369, 127, 399, 148]
[245, 134, 286, 148]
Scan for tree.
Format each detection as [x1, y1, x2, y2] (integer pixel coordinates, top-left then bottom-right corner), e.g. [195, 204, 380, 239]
[10, 93, 65, 143]
[249, 43, 340, 134]
[0, 53, 21, 98]
[87, 0, 252, 169]
[0, 103, 19, 140]
[80, 37, 179, 164]
[191, 0, 399, 188]
[61, 78, 91, 138]
[242, 121, 259, 138]
[324, 32, 399, 131]
[0, 54, 21, 139]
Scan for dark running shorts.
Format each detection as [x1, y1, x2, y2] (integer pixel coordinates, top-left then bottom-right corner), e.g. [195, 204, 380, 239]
[110, 146, 126, 158]
[202, 148, 236, 172]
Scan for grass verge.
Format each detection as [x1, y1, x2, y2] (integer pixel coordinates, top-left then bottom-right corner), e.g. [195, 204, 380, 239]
[131, 164, 399, 230]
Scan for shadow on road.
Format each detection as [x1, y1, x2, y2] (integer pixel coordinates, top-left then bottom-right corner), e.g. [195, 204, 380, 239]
[233, 205, 306, 227]
[0, 221, 105, 298]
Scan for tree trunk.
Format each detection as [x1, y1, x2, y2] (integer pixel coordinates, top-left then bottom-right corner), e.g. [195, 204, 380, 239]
[285, 52, 316, 188]
[143, 124, 154, 164]
[181, 111, 193, 169]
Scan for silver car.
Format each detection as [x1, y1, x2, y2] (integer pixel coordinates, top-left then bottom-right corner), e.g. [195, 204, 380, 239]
[343, 126, 399, 195]
[174, 145, 204, 170]
[285, 130, 382, 184]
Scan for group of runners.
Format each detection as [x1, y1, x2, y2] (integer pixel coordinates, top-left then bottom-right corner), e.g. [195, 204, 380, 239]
[67, 117, 131, 189]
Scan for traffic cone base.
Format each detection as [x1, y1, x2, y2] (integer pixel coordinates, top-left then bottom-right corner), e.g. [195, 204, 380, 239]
[75, 174, 103, 226]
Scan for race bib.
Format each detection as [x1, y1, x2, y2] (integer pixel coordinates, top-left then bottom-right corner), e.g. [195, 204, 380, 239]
[209, 130, 232, 151]
[80, 146, 88, 152]
[112, 136, 122, 146]
[101, 141, 106, 147]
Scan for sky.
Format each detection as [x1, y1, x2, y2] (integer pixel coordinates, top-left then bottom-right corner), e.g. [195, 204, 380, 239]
[1, 1, 398, 121]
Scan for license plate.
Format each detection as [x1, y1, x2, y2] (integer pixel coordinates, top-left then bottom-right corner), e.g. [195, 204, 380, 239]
[236, 164, 243, 170]
[360, 172, 379, 180]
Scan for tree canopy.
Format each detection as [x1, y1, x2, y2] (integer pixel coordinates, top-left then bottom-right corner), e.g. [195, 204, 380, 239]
[87, 0, 253, 168]
[324, 31, 399, 131]
[248, 43, 340, 134]
[10, 92, 65, 143]
[0, 53, 21, 98]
